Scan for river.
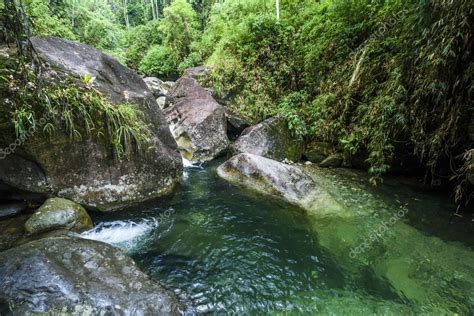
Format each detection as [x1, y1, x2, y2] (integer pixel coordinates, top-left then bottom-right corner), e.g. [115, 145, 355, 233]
[82, 160, 474, 314]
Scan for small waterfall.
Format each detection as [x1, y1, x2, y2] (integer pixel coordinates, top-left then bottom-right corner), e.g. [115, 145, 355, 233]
[182, 156, 203, 179]
[80, 218, 158, 252]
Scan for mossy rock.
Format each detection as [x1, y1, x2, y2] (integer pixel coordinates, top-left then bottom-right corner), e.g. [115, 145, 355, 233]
[304, 141, 332, 163]
[25, 198, 92, 234]
[232, 116, 304, 162]
[320, 154, 343, 168]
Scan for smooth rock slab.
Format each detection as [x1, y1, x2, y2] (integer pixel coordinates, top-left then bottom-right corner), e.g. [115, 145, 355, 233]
[25, 197, 92, 234]
[0, 237, 182, 315]
[232, 116, 303, 162]
[217, 153, 349, 217]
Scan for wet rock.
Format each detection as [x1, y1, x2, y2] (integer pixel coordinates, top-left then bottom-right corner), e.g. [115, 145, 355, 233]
[217, 153, 348, 217]
[25, 198, 92, 234]
[304, 141, 332, 163]
[0, 215, 29, 251]
[0, 36, 183, 211]
[232, 116, 303, 162]
[0, 201, 27, 220]
[0, 237, 182, 315]
[225, 108, 250, 140]
[320, 154, 343, 168]
[164, 77, 229, 162]
[144, 76, 169, 97]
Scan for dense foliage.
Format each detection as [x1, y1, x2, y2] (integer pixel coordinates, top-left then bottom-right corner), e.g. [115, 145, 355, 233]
[2, 0, 473, 202]
[198, 0, 473, 202]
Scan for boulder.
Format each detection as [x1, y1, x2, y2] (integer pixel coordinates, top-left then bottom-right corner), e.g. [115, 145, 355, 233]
[164, 76, 229, 162]
[163, 81, 175, 90]
[304, 141, 332, 163]
[25, 198, 92, 234]
[144, 77, 169, 97]
[0, 36, 183, 211]
[217, 153, 348, 217]
[320, 154, 343, 168]
[0, 201, 27, 220]
[183, 66, 211, 79]
[232, 116, 303, 162]
[225, 108, 250, 140]
[0, 215, 29, 251]
[157, 96, 167, 109]
[0, 237, 181, 315]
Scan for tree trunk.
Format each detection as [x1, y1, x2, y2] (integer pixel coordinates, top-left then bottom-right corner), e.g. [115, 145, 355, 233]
[276, 0, 280, 20]
[123, 0, 130, 28]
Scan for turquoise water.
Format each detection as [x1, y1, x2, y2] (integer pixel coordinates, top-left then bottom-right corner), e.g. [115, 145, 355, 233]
[86, 162, 474, 314]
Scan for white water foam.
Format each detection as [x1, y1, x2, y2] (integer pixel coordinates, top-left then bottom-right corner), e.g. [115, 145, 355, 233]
[80, 218, 158, 252]
[182, 157, 203, 169]
[182, 157, 203, 179]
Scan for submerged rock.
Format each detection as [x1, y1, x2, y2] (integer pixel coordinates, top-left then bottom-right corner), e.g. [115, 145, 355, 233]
[0, 36, 183, 211]
[0, 237, 181, 315]
[164, 77, 229, 162]
[144, 76, 169, 97]
[217, 153, 348, 217]
[232, 116, 303, 162]
[25, 197, 92, 234]
[302, 166, 474, 314]
[0, 201, 27, 220]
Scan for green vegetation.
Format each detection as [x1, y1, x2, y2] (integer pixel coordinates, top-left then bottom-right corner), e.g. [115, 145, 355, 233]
[139, 0, 199, 78]
[2, 0, 473, 201]
[198, 0, 473, 199]
[1, 59, 150, 160]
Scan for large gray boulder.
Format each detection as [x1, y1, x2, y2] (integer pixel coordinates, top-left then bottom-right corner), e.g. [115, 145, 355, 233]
[0, 36, 182, 211]
[164, 76, 229, 162]
[217, 153, 349, 217]
[232, 116, 303, 162]
[144, 76, 169, 97]
[0, 237, 181, 315]
[25, 197, 92, 234]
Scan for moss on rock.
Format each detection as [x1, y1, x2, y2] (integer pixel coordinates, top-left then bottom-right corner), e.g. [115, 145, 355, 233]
[25, 197, 92, 234]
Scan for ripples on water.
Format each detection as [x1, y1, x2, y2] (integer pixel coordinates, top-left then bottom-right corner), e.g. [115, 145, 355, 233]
[85, 161, 474, 314]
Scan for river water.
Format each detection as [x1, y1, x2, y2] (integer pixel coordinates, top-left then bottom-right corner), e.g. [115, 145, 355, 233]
[82, 161, 474, 314]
